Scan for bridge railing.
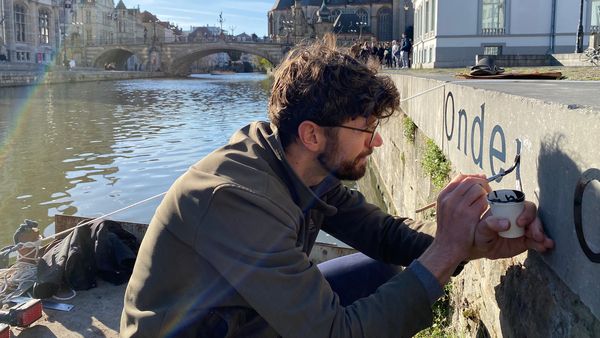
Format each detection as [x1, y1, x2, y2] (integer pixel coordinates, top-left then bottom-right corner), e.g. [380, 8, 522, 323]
[78, 37, 286, 47]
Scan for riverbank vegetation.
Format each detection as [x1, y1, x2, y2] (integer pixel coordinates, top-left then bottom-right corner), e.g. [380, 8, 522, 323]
[402, 115, 417, 143]
[421, 139, 451, 190]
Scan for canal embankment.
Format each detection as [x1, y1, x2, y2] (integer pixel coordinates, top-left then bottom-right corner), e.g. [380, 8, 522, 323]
[0, 64, 166, 87]
[358, 72, 600, 336]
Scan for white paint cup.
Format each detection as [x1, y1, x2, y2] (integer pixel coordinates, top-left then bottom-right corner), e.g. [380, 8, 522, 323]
[487, 189, 526, 238]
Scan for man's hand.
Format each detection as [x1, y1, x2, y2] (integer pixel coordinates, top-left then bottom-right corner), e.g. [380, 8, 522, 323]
[417, 174, 491, 285]
[468, 202, 555, 260]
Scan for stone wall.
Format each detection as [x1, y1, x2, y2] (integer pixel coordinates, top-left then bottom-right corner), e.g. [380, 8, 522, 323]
[0, 67, 165, 88]
[358, 74, 600, 337]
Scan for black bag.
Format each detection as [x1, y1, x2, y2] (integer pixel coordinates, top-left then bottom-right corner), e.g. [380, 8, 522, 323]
[33, 225, 97, 299]
[90, 220, 139, 285]
[32, 219, 139, 298]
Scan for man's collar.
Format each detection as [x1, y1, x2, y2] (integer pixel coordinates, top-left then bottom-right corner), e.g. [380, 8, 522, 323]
[262, 122, 338, 216]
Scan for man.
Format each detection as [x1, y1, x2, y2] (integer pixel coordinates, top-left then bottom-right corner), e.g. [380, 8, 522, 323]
[400, 33, 411, 69]
[121, 36, 553, 337]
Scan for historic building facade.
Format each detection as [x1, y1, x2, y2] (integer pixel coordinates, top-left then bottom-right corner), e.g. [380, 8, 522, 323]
[268, 0, 414, 43]
[412, 0, 600, 68]
[0, 0, 61, 63]
[0, 0, 160, 67]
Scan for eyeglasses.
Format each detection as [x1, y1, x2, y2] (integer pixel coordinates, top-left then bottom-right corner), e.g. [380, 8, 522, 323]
[328, 120, 380, 146]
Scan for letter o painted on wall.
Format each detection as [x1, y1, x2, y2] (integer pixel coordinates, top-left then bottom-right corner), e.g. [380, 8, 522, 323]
[574, 168, 600, 263]
[444, 92, 455, 140]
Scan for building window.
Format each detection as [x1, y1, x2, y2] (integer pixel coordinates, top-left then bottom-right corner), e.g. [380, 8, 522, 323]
[425, 1, 429, 34]
[377, 8, 392, 41]
[86, 11, 92, 24]
[16, 51, 30, 61]
[430, 0, 436, 33]
[415, 8, 420, 40]
[39, 10, 50, 44]
[592, 0, 600, 32]
[483, 45, 502, 55]
[356, 8, 368, 25]
[422, 6, 427, 36]
[332, 9, 342, 19]
[481, 0, 505, 35]
[15, 4, 26, 42]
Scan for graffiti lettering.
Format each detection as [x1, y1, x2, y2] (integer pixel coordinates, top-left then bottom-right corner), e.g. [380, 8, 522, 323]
[443, 91, 508, 176]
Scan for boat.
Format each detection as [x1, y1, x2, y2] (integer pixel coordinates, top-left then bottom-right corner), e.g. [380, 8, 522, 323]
[3, 214, 356, 337]
[209, 70, 236, 75]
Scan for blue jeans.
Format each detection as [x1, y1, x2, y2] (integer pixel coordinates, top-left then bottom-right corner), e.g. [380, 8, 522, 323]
[318, 253, 400, 306]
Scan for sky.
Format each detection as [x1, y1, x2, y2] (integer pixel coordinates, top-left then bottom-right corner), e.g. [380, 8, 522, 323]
[123, 0, 274, 37]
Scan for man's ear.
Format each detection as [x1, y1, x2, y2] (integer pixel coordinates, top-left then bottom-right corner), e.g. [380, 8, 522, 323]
[297, 121, 324, 152]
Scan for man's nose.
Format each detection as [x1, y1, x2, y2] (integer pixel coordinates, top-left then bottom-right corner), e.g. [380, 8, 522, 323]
[370, 132, 383, 147]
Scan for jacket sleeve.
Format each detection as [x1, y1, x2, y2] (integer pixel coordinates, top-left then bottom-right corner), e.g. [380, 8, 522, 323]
[321, 184, 435, 267]
[194, 186, 433, 338]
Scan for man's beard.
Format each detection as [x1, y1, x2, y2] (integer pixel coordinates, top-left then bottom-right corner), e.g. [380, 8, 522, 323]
[317, 136, 372, 181]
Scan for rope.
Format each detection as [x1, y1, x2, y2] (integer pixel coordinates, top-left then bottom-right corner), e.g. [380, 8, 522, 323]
[0, 239, 41, 304]
[6, 191, 167, 253]
[400, 83, 447, 103]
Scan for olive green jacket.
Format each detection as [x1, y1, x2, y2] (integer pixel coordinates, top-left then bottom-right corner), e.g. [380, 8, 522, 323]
[120, 121, 435, 338]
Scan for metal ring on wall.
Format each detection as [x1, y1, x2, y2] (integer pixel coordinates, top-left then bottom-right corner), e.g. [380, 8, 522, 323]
[574, 168, 600, 263]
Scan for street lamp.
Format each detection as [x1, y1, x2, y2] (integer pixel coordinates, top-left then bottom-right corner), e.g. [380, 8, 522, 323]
[282, 19, 294, 44]
[70, 20, 83, 64]
[152, 18, 158, 44]
[576, 0, 584, 53]
[62, 0, 72, 67]
[356, 20, 367, 40]
[404, 1, 410, 32]
[108, 11, 120, 44]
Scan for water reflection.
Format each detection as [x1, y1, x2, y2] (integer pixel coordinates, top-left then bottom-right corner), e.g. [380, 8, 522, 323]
[0, 73, 271, 244]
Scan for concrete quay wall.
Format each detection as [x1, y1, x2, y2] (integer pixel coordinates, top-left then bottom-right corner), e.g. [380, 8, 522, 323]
[358, 74, 600, 337]
[0, 68, 165, 87]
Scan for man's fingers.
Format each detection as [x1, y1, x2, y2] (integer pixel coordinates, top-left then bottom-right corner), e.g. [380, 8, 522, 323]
[438, 173, 467, 200]
[464, 184, 489, 208]
[451, 176, 489, 198]
[484, 216, 511, 233]
[439, 177, 490, 215]
[525, 237, 554, 252]
[439, 174, 489, 201]
[517, 201, 537, 227]
[525, 216, 545, 242]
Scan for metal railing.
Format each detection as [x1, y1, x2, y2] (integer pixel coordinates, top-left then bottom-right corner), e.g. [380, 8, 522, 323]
[74, 36, 281, 47]
[481, 27, 505, 35]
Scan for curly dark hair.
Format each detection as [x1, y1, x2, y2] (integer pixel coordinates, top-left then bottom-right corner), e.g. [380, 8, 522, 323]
[268, 34, 400, 149]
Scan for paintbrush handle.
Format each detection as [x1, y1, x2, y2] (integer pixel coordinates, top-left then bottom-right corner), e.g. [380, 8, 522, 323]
[415, 201, 437, 213]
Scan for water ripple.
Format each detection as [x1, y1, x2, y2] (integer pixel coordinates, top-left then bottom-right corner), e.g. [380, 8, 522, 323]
[0, 74, 270, 241]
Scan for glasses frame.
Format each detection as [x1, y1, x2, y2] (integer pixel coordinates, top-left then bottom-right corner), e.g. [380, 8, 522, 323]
[330, 120, 380, 146]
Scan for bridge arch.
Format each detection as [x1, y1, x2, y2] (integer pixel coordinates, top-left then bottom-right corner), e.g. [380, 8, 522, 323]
[92, 47, 144, 70]
[168, 43, 280, 76]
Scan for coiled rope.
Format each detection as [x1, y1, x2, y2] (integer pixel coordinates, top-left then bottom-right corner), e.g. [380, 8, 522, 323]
[0, 239, 41, 304]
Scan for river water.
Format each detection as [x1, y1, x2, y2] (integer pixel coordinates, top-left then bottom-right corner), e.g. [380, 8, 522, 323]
[0, 73, 276, 246]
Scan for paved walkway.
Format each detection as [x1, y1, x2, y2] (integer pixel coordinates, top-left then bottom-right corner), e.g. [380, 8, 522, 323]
[12, 281, 123, 337]
[388, 70, 600, 110]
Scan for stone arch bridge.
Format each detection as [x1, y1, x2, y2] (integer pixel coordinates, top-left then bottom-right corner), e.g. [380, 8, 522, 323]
[83, 41, 289, 76]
